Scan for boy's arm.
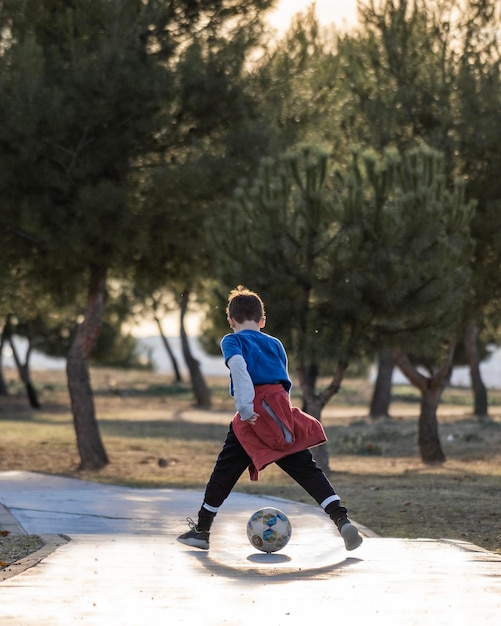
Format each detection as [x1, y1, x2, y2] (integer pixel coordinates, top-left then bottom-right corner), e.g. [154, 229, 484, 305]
[227, 355, 258, 422]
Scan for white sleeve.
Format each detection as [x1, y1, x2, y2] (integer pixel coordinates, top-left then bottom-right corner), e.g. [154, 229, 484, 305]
[227, 355, 256, 421]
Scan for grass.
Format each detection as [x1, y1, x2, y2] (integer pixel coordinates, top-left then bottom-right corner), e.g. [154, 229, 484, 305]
[0, 367, 500, 554]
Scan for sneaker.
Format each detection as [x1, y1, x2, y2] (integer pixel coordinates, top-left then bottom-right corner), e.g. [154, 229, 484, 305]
[177, 517, 210, 550]
[339, 519, 363, 551]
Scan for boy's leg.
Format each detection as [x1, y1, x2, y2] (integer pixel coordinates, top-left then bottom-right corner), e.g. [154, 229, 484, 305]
[177, 425, 250, 549]
[276, 449, 363, 551]
[202, 424, 252, 510]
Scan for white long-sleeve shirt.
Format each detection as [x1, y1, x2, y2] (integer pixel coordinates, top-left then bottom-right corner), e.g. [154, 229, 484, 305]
[227, 354, 256, 420]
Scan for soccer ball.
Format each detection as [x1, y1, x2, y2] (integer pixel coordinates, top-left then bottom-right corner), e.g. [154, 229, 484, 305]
[247, 507, 292, 553]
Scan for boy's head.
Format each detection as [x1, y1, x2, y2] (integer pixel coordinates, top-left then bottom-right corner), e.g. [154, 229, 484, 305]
[226, 285, 265, 324]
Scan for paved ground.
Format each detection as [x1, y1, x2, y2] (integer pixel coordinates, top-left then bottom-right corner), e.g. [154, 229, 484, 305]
[0, 470, 500, 625]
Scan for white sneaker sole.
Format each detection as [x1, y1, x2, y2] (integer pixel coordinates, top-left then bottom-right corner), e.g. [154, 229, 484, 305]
[341, 523, 363, 551]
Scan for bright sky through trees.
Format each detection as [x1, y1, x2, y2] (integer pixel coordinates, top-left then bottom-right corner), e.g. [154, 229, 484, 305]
[267, 0, 359, 33]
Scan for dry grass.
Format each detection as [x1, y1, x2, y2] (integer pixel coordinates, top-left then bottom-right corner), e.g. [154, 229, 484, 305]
[0, 367, 500, 554]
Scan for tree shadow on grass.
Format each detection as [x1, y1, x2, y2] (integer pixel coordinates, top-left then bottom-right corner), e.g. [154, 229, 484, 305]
[99, 418, 229, 441]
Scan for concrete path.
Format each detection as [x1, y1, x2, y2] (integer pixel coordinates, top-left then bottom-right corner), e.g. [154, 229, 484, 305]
[1, 471, 500, 625]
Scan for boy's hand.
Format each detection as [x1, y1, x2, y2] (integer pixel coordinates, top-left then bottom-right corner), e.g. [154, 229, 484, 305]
[247, 413, 259, 425]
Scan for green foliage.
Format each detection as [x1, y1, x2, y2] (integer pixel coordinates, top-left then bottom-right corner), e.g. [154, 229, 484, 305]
[455, 3, 501, 314]
[339, 0, 501, 335]
[340, 0, 455, 158]
[256, 5, 348, 154]
[132, 1, 279, 303]
[0, 0, 277, 367]
[0, 0, 499, 383]
[213, 145, 340, 362]
[330, 143, 474, 359]
[90, 323, 151, 370]
[0, 0, 174, 299]
[211, 142, 473, 381]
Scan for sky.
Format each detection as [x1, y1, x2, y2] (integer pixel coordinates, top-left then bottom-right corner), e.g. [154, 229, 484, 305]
[267, 0, 359, 34]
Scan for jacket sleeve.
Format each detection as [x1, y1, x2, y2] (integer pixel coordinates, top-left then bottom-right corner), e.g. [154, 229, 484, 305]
[227, 355, 256, 421]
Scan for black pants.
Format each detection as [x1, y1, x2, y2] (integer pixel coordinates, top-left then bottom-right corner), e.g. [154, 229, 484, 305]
[203, 424, 338, 509]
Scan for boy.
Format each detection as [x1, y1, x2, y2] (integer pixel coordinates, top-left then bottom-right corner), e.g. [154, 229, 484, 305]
[177, 286, 363, 551]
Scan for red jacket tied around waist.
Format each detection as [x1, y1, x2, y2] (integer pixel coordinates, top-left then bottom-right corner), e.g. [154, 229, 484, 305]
[231, 384, 327, 480]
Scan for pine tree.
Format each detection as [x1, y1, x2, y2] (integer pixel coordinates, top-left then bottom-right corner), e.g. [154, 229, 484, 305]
[0, 0, 276, 469]
[330, 144, 474, 463]
[214, 143, 473, 467]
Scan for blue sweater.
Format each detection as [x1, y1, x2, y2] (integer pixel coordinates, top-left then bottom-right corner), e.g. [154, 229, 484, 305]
[220, 330, 292, 395]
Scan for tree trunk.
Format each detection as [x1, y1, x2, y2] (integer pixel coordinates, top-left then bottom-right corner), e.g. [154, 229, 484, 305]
[12, 348, 41, 409]
[301, 392, 330, 473]
[392, 345, 453, 465]
[369, 347, 394, 419]
[0, 323, 9, 396]
[419, 386, 446, 464]
[154, 314, 183, 383]
[67, 265, 109, 471]
[23, 369, 41, 409]
[297, 362, 347, 473]
[179, 290, 211, 409]
[464, 320, 488, 420]
[6, 320, 41, 409]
